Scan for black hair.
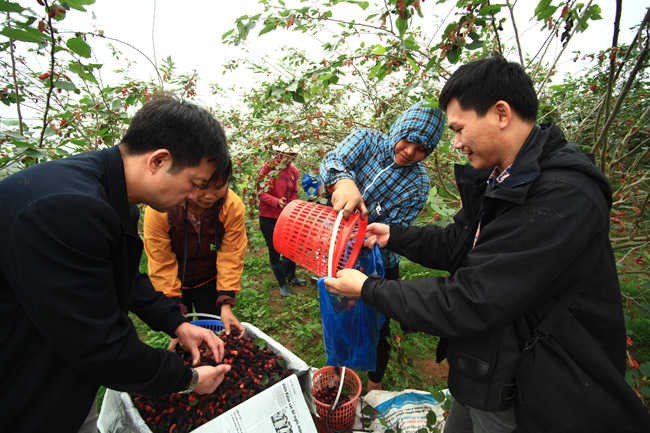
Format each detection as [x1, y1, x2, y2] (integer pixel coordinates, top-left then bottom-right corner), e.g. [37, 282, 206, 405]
[120, 92, 230, 176]
[439, 54, 538, 123]
[209, 157, 233, 186]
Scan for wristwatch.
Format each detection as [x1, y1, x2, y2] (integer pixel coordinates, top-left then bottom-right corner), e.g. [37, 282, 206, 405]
[179, 368, 199, 394]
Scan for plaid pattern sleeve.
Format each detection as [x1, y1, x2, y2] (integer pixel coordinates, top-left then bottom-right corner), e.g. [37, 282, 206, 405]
[320, 128, 385, 188]
[364, 164, 430, 268]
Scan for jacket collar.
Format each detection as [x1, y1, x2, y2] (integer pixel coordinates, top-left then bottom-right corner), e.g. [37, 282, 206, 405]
[483, 124, 543, 204]
[104, 146, 139, 236]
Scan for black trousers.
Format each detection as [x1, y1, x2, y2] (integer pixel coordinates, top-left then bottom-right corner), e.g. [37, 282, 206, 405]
[368, 264, 399, 383]
[259, 215, 282, 266]
[181, 278, 220, 316]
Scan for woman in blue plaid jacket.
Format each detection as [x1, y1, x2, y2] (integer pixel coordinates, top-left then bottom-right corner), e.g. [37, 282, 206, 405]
[320, 101, 445, 391]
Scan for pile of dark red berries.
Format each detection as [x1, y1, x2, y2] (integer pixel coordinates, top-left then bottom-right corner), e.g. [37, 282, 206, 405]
[313, 384, 350, 407]
[130, 334, 291, 433]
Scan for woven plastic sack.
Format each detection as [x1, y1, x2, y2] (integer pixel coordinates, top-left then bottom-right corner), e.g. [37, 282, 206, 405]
[318, 245, 385, 371]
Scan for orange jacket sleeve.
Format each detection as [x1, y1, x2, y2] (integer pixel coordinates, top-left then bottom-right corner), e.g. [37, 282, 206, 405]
[216, 190, 247, 293]
[143, 206, 182, 298]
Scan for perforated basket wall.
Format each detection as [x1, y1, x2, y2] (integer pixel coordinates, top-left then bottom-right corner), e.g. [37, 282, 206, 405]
[273, 200, 366, 277]
[190, 319, 224, 333]
[311, 366, 361, 433]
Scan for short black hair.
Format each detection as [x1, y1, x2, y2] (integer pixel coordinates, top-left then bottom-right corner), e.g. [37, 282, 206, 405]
[209, 157, 233, 186]
[120, 92, 229, 176]
[439, 54, 538, 123]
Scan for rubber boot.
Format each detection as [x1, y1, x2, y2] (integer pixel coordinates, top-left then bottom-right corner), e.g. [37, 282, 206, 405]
[283, 258, 306, 286]
[271, 264, 291, 297]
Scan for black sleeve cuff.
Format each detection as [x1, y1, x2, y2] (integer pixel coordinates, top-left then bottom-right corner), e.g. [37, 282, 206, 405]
[385, 224, 403, 252]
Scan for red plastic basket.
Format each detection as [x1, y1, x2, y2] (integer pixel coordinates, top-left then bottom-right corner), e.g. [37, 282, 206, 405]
[312, 366, 361, 433]
[273, 200, 367, 277]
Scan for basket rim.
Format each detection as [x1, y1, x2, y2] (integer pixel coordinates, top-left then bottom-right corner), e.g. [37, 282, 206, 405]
[311, 366, 362, 409]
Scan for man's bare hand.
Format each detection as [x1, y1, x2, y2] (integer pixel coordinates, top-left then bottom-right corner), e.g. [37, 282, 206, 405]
[323, 268, 368, 298]
[194, 364, 231, 394]
[331, 179, 367, 219]
[363, 223, 390, 248]
[220, 305, 245, 336]
[174, 322, 224, 366]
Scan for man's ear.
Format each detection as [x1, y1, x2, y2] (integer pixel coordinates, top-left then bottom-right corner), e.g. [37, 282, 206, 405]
[147, 149, 172, 175]
[494, 100, 512, 128]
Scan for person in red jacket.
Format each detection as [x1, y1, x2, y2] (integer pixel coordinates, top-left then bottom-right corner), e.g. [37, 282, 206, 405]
[258, 143, 307, 297]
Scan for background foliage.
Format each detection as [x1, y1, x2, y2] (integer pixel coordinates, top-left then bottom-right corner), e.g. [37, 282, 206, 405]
[1, 0, 649, 407]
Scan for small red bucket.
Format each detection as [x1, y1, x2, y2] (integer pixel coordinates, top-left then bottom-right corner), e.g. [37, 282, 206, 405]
[312, 366, 361, 433]
[273, 200, 366, 277]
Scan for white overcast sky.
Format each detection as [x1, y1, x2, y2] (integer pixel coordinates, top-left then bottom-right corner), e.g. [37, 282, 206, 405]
[41, 0, 650, 110]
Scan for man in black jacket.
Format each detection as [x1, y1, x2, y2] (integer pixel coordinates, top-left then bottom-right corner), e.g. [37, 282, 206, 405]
[0, 94, 232, 432]
[324, 55, 631, 432]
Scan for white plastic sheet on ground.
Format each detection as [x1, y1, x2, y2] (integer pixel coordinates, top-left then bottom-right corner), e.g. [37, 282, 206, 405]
[97, 322, 312, 433]
[352, 388, 450, 432]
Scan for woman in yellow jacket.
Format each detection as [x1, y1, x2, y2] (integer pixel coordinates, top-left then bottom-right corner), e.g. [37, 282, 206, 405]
[143, 161, 246, 335]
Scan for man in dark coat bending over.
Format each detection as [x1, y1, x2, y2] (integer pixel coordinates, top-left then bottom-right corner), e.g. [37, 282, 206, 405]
[0, 94, 231, 432]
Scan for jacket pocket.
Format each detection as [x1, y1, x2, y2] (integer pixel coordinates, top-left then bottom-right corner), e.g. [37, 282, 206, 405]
[447, 322, 519, 411]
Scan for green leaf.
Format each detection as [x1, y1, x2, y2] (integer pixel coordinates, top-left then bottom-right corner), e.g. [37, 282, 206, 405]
[373, 44, 385, 55]
[406, 55, 419, 72]
[537, 5, 558, 20]
[639, 362, 650, 377]
[0, 27, 44, 43]
[258, 24, 277, 37]
[535, 0, 552, 16]
[360, 405, 374, 416]
[431, 390, 445, 403]
[0, 1, 24, 12]
[237, 19, 257, 41]
[291, 92, 305, 104]
[61, 0, 95, 12]
[222, 29, 234, 40]
[254, 338, 266, 349]
[369, 63, 382, 80]
[260, 375, 269, 386]
[426, 409, 437, 426]
[477, 4, 502, 16]
[396, 17, 408, 38]
[447, 45, 461, 64]
[66, 37, 91, 58]
[276, 358, 287, 370]
[270, 85, 284, 97]
[24, 148, 50, 158]
[641, 386, 650, 398]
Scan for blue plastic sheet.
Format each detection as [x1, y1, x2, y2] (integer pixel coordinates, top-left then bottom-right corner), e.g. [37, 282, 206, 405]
[318, 245, 385, 371]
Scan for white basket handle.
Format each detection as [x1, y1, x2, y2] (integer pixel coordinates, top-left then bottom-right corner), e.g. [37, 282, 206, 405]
[327, 209, 345, 277]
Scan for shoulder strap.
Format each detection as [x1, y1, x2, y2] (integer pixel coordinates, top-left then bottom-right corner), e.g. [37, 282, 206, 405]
[522, 281, 583, 353]
[522, 252, 600, 354]
[180, 200, 189, 289]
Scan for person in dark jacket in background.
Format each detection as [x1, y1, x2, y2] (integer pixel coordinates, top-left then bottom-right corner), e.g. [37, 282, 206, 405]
[0, 94, 231, 433]
[324, 55, 629, 432]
